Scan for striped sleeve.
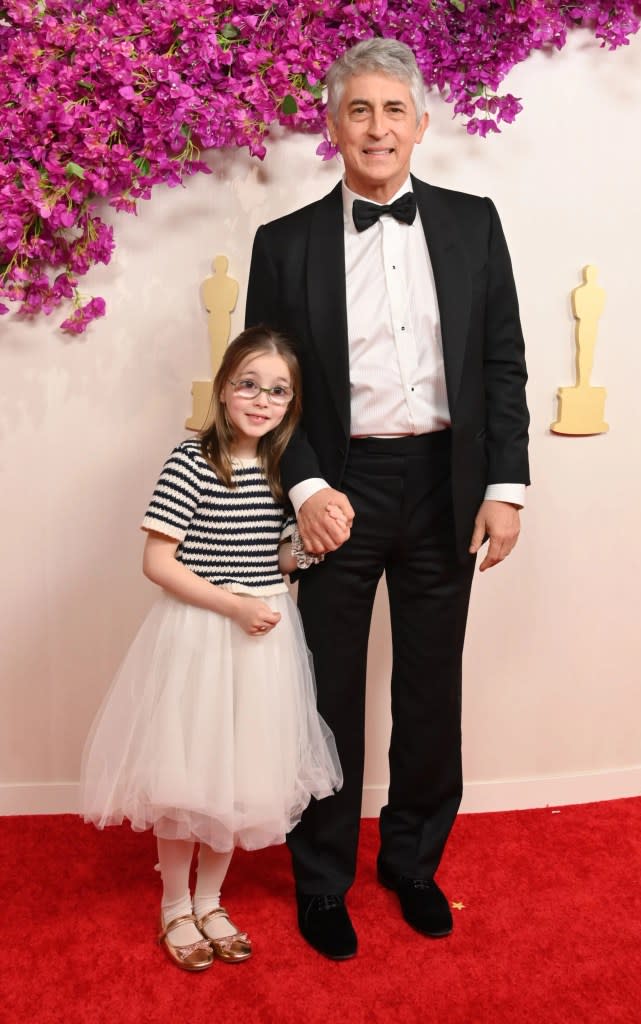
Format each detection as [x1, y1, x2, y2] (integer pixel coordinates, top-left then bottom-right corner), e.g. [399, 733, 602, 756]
[141, 443, 203, 541]
[280, 514, 296, 541]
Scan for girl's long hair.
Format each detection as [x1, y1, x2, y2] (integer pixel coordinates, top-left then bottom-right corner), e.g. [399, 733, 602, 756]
[199, 325, 302, 503]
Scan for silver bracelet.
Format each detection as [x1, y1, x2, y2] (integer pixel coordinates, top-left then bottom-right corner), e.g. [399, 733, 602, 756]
[291, 526, 324, 570]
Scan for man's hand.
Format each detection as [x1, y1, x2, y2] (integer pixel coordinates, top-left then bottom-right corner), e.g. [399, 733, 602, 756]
[298, 488, 354, 555]
[469, 500, 521, 572]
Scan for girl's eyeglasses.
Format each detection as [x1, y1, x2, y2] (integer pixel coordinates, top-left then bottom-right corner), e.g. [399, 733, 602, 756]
[228, 379, 294, 407]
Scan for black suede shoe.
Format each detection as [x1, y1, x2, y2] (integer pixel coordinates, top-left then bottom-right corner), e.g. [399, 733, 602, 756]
[377, 865, 453, 937]
[296, 893, 358, 960]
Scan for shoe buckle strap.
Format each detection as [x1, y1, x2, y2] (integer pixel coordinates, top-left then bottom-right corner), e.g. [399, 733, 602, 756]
[158, 912, 198, 942]
[196, 906, 230, 929]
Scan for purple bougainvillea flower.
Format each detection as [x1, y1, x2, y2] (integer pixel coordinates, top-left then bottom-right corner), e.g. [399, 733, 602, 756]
[52, 273, 77, 300]
[316, 138, 339, 161]
[86, 296, 106, 317]
[60, 294, 106, 334]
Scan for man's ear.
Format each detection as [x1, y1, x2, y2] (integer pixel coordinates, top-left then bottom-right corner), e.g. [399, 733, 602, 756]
[326, 112, 338, 146]
[415, 110, 429, 143]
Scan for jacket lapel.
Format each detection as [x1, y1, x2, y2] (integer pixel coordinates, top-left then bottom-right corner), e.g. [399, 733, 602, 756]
[412, 176, 471, 416]
[306, 183, 351, 435]
[305, 177, 473, 430]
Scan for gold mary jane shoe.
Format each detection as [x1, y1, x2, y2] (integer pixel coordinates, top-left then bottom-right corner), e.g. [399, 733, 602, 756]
[158, 914, 215, 972]
[197, 907, 253, 963]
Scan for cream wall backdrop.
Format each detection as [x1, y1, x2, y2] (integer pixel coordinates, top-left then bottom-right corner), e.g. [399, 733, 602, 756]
[1, 31, 640, 816]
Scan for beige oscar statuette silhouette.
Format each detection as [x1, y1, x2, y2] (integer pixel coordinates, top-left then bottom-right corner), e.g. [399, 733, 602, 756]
[185, 255, 239, 431]
[551, 265, 609, 435]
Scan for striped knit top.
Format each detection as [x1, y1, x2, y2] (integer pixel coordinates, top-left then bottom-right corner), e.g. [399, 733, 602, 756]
[141, 439, 294, 596]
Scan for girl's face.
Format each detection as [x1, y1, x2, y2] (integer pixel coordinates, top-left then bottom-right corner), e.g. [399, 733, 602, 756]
[221, 351, 293, 457]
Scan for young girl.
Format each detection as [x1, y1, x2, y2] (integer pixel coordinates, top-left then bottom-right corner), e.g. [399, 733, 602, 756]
[80, 326, 342, 971]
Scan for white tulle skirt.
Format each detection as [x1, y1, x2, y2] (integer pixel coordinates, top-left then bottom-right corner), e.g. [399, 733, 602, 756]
[80, 591, 342, 851]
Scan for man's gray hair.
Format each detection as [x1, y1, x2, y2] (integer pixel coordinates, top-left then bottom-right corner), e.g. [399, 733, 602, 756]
[326, 38, 427, 123]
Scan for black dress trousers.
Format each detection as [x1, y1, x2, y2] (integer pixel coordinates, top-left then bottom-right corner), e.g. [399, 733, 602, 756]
[288, 431, 477, 895]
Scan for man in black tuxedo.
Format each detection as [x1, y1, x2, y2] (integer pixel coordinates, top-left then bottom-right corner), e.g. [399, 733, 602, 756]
[245, 38, 529, 959]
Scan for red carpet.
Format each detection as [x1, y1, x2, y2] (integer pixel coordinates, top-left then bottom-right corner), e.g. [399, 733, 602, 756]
[3, 799, 641, 1023]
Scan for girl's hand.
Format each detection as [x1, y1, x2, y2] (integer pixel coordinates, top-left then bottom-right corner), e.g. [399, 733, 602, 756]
[231, 596, 281, 637]
[326, 502, 349, 528]
[278, 540, 297, 575]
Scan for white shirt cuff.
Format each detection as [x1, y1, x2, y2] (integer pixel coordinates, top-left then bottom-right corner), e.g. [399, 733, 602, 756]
[484, 484, 526, 508]
[288, 478, 330, 515]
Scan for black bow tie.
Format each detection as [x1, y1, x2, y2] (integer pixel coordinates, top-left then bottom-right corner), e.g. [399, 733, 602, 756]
[352, 192, 417, 232]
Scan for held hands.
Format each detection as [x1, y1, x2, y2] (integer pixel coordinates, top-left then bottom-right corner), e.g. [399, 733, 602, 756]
[297, 488, 354, 555]
[326, 502, 349, 528]
[231, 596, 281, 637]
[469, 499, 521, 572]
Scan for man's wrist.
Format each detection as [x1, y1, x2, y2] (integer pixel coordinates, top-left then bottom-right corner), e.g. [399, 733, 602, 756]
[484, 483, 525, 508]
[288, 478, 330, 516]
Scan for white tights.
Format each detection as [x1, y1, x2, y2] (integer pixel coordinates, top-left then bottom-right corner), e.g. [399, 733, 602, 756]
[157, 838, 234, 946]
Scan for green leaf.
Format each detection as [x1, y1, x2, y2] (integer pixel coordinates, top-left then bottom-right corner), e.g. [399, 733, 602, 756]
[281, 94, 298, 115]
[449, 0, 465, 11]
[78, 79, 94, 91]
[221, 24, 239, 40]
[65, 161, 86, 179]
[133, 156, 151, 176]
[303, 78, 324, 100]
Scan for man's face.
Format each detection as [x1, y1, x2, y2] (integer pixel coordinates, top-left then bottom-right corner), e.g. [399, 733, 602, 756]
[327, 72, 429, 203]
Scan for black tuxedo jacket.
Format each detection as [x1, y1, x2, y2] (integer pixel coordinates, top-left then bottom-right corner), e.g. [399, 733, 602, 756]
[245, 175, 530, 561]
